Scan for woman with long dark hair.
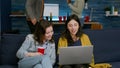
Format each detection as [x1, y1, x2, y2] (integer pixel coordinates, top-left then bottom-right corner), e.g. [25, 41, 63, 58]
[58, 14, 94, 68]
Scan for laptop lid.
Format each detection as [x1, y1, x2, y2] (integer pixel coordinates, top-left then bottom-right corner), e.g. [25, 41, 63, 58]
[59, 46, 93, 65]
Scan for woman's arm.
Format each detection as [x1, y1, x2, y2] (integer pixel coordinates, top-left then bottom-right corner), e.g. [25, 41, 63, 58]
[25, 52, 41, 57]
[68, 0, 85, 13]
[16, 34, 41, 59]
[40, 0, 44, 20]
[49, 43, 56, 65]
[25, 0, 36, 20]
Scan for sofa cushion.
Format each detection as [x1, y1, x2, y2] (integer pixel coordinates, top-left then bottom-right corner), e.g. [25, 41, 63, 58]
[109, 62, 120, 68]
[0, 35, 2, 64]
[53, 33, 61, 66]
[0, 65, 17, 68]
[53, 33, 61, 53]
[0, 34, 25, 65]
[84, 29, 120, 63]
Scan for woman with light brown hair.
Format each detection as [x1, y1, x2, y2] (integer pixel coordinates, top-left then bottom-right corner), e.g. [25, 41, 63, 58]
[16, 19, 56, 68]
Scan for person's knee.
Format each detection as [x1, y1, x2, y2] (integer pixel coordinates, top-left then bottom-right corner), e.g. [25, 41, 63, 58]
[41, 55, 52, 65]
[34, 64, 42, 68]
[42, 55, 50, 61]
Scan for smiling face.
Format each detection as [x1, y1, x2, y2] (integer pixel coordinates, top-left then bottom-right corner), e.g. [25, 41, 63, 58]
[44, 26, 54, 41]
[67, 19, 79, 36]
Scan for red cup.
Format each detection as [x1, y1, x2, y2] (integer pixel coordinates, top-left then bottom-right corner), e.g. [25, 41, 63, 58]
[84, 16, 90, 22]
[37, 47, 45, 55]
[59, 16, 62, 23]
[63, 16, 66, 22]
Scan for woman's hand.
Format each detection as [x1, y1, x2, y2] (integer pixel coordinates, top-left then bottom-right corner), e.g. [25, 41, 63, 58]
[31, 18, 37, 25]
[67, 0, 71, 4]
[25, 52, 43, 57]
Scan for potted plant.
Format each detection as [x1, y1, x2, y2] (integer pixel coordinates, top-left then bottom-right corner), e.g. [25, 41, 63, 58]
[104, 7, 111, 16]
[114, 8, 118, 15]
[104, 7, 111, 11]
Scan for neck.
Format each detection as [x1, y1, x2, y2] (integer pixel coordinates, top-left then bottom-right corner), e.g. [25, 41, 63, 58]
[71, 35, 79, 41]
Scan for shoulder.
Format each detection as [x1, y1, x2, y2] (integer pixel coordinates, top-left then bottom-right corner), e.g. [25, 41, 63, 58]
[59, 37, 67, 41]
[26, 34, 33, 38]
[26, 34, 34, 41]
[80, 33, 92, 45]
[58, 37, 67, 45]
[50, 43, 55, 47]
[82, 33, 88, 36]
[81, 33, 89, 38]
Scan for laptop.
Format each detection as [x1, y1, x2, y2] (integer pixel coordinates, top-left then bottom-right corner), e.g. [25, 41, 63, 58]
[59, 46, 93, 65]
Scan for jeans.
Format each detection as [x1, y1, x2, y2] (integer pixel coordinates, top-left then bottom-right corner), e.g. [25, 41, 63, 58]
[18, 55, 53, 68]
[79, 18, 84, 27]
[27, 21, 37, 33]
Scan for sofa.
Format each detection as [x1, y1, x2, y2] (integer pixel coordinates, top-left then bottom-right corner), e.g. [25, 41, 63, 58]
[0, 34, 25, 68]
[0, 29, 120, 68]
[84, 29, 120, 68]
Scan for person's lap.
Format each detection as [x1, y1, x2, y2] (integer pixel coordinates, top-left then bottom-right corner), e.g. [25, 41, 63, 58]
[18, 55, 52, 68]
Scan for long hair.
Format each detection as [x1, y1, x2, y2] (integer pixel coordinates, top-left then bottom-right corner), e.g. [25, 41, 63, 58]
[33, 19, 54, 45]
[61, 14, 83, 45]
